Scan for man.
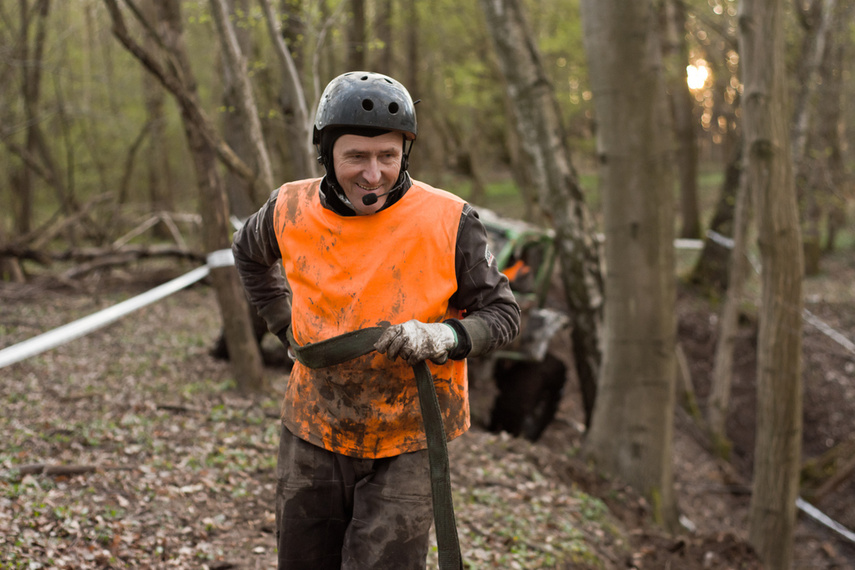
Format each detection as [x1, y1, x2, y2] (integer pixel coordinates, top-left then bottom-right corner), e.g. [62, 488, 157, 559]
[232, 71, 520, 569]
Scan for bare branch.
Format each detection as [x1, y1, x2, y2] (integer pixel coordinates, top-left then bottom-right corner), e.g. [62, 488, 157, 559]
[103, 0, 256, 184]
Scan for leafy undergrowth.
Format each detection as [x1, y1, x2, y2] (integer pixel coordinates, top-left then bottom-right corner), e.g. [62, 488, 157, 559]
[441, 431, 629, 569]
[1, 262, 852, 568]
[0, 277, 655, 569]
[0, 279, 625, 570]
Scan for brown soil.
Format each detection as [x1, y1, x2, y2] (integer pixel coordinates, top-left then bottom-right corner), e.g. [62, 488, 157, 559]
[1, 252, 854, 569]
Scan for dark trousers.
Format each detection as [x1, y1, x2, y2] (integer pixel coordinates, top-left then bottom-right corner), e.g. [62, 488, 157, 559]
[275, 426, 433, 569]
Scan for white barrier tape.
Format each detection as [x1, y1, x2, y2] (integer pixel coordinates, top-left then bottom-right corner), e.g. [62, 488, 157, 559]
[206, 248, 235, 269]
[675, 238, 704, 250]
[706, 229, 735, 250]
[593, 233, 709, 251]
[709, 231, 854, 353]
[797, 497, 855, 543]
[230, 215, 245, 231]
[0, 248, 238, 369]
[0, 265, 210, 369]
[803, 309, 855, 356]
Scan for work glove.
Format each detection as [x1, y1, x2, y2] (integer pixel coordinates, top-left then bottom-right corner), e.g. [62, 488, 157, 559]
[375, 320, 458, 366]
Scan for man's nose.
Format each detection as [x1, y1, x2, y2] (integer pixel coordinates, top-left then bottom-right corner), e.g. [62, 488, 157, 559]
[363, 158, 381, 185]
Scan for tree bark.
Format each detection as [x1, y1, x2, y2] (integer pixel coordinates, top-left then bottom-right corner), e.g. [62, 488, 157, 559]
[141, 0, 173, 223]
[259, 0, 316, 180]
[105, 0, 264, 392]
[18, 0, 75, 233]
[791, 0, 836, 172]
[478, 0, 604, 430]
[707, 154, 751, 455]
[17, 0, 40, 236]
[218, 0, 258, 220]
[661, 0, 701, 239]
[405, 0, 420, 99]
[791, 0, 837, 275]
[374, 0, 393, 75]
[689, 139, 743, 293]
[818, 3, 851, 252]
[347, 0, 365, 70]
[739, 0, 805, 566]
[580, 0, 678, 528]
[210, 0, 274, 194]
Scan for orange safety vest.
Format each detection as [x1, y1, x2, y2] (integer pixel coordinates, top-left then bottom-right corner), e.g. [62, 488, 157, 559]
[273, 178, 470, 458]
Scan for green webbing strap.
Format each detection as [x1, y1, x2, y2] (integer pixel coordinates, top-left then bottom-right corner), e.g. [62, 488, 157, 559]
[286, 326, 464, 570]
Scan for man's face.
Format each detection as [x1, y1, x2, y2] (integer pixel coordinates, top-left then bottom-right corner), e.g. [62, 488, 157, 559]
[332, 132, 404, 215]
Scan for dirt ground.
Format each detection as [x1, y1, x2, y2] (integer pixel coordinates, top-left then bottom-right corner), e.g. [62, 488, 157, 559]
[1, 250, 854, 568]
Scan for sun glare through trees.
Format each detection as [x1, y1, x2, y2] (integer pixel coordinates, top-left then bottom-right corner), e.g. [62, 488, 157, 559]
[687, 61, 711, 90]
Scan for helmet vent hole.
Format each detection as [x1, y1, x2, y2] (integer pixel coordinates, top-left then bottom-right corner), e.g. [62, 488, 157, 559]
[362, 99, 374, 111]
[360, 75, 369, 80]
[388, 102, 399, 114]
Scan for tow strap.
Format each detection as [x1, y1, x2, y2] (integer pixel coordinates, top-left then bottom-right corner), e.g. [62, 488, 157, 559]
[285, 326, 464, 570]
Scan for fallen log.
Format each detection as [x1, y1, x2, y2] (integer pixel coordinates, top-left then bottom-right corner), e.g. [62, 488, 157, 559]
[6, 463, 136, 481]
[0, 243, 204, 269]
[59, 245, 205, 279]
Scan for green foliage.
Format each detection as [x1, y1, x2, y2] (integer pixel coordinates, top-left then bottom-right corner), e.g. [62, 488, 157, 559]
[0, 0, 851, 280]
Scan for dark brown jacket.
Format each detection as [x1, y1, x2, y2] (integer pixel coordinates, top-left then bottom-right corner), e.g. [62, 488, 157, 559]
[232, 177, 520, 360]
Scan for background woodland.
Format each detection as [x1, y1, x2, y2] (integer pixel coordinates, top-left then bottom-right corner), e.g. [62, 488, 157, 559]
[1, 1, 854, 568]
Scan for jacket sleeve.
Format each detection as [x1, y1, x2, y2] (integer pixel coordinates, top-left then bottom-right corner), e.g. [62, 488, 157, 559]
[447, 204, 521, 359]
[231, 189, 292, 336]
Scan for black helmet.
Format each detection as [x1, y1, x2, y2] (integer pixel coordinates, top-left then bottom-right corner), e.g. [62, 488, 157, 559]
[313, 71, 417, 144]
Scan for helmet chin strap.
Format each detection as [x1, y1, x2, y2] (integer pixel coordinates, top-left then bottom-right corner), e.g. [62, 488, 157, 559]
[328, 170, 410, 212]
[320, 137, 413, 213]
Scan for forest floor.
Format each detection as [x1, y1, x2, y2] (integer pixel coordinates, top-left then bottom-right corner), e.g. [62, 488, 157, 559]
[1, 248, 854, 569]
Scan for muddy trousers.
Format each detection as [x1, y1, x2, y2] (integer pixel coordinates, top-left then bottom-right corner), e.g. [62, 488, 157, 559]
[275, 426, 434, 570]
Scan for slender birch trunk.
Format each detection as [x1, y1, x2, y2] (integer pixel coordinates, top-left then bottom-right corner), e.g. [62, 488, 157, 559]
[739, 0, 804, 565]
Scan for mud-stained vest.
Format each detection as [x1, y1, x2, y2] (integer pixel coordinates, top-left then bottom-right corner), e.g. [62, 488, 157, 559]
[273, 178, 470, 459]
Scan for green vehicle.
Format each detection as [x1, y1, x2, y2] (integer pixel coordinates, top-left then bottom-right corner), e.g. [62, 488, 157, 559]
[474, 207, 571, 441]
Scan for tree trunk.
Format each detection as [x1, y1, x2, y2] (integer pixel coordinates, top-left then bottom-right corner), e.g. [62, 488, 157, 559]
[479, 0, 604, 430]
[580, 0, 678, 528]
[17, 0, 40, 236]
[689, 140, 743, 293]
[818, 3, 851, 252]
[105, 0, 264, 392]
[405, 0, 420, 99]
[791, 0, 836, 172]
[661, 0, 701, 239]
[504, 109, 537, 222]
[347, 0, 366, 70]
[19, 0, 75, 234]
[210, 0, 274, 195]
[218, 0, 258, 220]
[281, 0, 305, 72]
[260, 0, 316, 180]
[739, 0, 805, 566]
[374, 0, 393, 75]
[141, 0, 173, 222]
[791, 0, 836, 275]
[707, 155, 751, 456]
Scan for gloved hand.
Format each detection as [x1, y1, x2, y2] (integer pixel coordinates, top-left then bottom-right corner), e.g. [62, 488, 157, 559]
[375, 320, 457, 365]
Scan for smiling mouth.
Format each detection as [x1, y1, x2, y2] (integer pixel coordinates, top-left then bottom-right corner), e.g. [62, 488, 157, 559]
[357, 183, 382, 192]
